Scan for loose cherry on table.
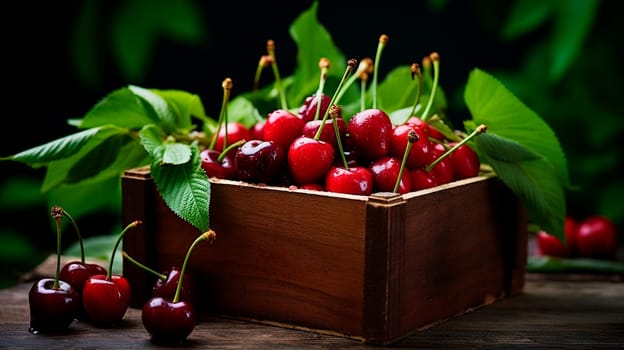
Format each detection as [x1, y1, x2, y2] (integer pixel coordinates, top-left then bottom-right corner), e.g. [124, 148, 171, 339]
[53, 205, 107, 321]
[142, 230, 217, 344]
[28, 206, 80, 334]
[575, 215, 618, 260]
[81, 220, 142, 326]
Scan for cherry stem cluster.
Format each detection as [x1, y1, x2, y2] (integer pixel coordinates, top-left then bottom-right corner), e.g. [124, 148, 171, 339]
[209, 78, 233, 150]
[421, 52, 440, 122]
[425, 124, 487, 172]
[313, 58, 330, 121]
[371, 34, 389, 109]
[267, 40, 288, 111]
[405, 63, 423, 124]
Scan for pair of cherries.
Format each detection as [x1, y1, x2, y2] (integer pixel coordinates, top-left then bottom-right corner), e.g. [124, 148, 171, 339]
[28, 206, 140, 333]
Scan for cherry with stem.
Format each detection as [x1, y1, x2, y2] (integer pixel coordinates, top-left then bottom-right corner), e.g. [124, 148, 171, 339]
[28, 206, 79, 334]
[141, 230, 217, 344]
[81, 220, 142, 326]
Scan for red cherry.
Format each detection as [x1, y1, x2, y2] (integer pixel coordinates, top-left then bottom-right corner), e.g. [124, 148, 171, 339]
[429, 143, 454, 185]
[348, 108, 393, 161]
[287, 136, 335, 185]
[535, 231, 568, 257]
[200, 148, 237, 180]
[250, 120, 265, 140]
[389, 124, 432, 170]
[263, 109, 305, 152]
[575, 215, 618, 259]
[28, 278, 79, 333]
[325, 165, 374, 196]
[406, 116, 445, 141]
[410, 168, 438, 191]
[301, 117, 347, 150]
[297, 93, 333, 122]
[142, 297, 197, 344]
[234, 139, 286, 184]
[368, 156, 411, 194]
[213, 121, 251, 154]
[152, 267, 194, 303]
[59, 261, 107, 321]
[449, 143, 480, 180]
[82, 274, 132, 326]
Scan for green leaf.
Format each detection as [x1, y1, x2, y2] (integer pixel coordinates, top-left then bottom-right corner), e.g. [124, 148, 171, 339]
[465, 68, 570, 185]
[129, 85, 177, 132]
[464, 68, 568, 240]
[476, 132, 543, 162]
[161, 143, 192, 165]
[288, 0, 346, 107]
[139, 124, 165, 155]
[150, 145, 210, 232]
[154, 89, 209, 130]
[4, 126, 125, 167]
[79, 87, 158, 129]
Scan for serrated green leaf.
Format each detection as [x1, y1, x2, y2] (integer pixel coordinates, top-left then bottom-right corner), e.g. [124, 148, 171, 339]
[4, 126, 124, 167]
[476, 132, 543, 162]
[464, 68, 568, 240]
[79, 87, 158, 129]
[129, 85, 177, 132]
[150, 145, 210, 232]
[161, 143, 192, 165]
[227, 96, 264, 128]
[288, 0, 346, 107]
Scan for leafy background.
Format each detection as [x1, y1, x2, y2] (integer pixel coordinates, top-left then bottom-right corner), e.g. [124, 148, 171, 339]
[1, 0, 622, 288]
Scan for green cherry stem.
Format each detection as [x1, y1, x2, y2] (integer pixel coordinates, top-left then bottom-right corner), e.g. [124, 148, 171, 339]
[50, 206, 65, 289]
[313, 58, 331, 121]
[404, 63, 423, 124]
[122, 251, 167, 282]
[267, 40, 288, 111]
[393, 129, 418, 193]
[253, 55, 272, 91]
[313, 59, 357, 140]
[173, 230, 217, 303]
[334, 57, 371, 108]
[372, 34, 389, 109]
[106, 220, 142, 281]
[51, 205, 86, 264]
[425, 124, 487, 172]
[420, 52, 440, 122]
[209, 78, 233, 150]
[329, 105, 349, 169]
[217, 139, 246, 163]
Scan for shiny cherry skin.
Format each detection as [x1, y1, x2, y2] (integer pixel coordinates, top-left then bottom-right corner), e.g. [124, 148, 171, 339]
[406, 116, 445, 141]
[450, 143, 480, 180]
[263, 109, 305, 152]
[575, 215, 618, 259]
[250, 120, 266, 140]
[213, 121, 251, 154]
[410, 168, 438, 191]
[287, 136, 335, 185]
[301, 117, 347, 150]
[348, 108, 393, 161]
[234, 139, 286, 184]
[82, 274, 132, 326]
[368, 156, 411, 194]
[152, 267, 193, 303]
[200, 148, 237, 179]
[59, 261, 107, 320]
[28, 278, 79, 333]
[142, 297, 197, 344]
[325, 165, 374, 196]
[429, 143, 455, 185]
[389, 123, 433, 170]
[297, 93, 333, 122]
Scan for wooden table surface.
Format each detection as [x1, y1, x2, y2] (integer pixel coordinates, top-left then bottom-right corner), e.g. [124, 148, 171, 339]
[1, 260, 623, 349]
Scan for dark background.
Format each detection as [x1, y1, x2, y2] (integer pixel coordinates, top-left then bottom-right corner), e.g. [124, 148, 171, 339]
[2, 0, 622, 286]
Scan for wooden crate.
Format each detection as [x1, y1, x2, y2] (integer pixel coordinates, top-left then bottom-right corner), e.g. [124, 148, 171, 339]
[121, 167, 527, 345]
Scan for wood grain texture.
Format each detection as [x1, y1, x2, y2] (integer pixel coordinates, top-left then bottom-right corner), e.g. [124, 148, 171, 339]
[1, 277, 622, 349]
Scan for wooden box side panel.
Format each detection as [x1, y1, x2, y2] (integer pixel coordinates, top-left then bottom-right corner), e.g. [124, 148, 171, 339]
[126, 177, 372, 337]
[394, 176, 527, 338]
